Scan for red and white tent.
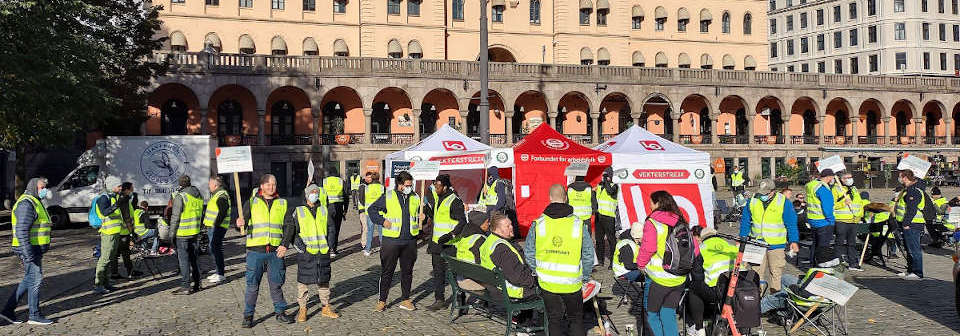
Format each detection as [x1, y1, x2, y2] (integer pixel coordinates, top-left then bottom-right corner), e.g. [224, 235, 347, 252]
[512, 124, 611, 235]
[385, 125, 491, 203]
[595, 125, 714, 229]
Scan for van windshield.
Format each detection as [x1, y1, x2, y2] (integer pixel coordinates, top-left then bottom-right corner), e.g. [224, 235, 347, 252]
[60, 166, 100, 190]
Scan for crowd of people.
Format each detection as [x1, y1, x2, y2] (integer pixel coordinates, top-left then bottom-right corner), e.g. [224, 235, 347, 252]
[1, 163, 956, 335]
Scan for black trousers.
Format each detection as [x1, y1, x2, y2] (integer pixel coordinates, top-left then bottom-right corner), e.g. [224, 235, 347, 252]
[541, 289, 585, 336]
[686, 281, 722, 329]
[110, 235, 133, 276]
[176, 237, 200, 290]
[595, 215, 618, 265]
[327, 203, 345, 253]
[379, 241, 417, 302]
[430, 245, 455, 301]
[835, 222, 860, 267]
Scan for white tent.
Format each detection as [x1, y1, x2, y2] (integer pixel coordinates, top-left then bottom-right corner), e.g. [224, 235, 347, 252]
[595, 125, 715, 229]
[385, 125, 491, 203]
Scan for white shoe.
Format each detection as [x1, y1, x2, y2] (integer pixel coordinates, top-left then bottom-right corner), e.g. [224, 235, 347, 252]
[897, 272, 909, 277]
[363, 250, 372, 257]
[904, 273, 922, 280]
[697, 329, 706, 336]
[686, 325, 699, 336]
[207, 274, 225, 283]
[206, 274, 218, 280]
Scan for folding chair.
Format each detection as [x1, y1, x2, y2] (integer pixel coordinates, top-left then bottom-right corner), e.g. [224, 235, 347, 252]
[130, 244, 164, 280]
[781, 269, 848, 336]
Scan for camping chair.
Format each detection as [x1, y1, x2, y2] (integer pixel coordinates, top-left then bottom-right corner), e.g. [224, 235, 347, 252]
[781, 268, 848, 336]
[130, 242, 164, 280]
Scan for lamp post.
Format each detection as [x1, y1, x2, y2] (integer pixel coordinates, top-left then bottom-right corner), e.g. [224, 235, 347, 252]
[479, 0, 491, 144]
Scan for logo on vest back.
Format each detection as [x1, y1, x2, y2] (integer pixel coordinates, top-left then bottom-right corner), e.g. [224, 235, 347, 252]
[552, 236, 563, 248]
[542, 138, 570, 150]
[140, 141, 188, 187]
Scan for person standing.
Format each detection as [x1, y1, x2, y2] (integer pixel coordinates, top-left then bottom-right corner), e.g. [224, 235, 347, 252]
[805, 169, 838, 266]
[285, 184, 340, 322]
[361, 172, 385, 256]
[895, 170, 926, 280]
[110, 182, 138, 280]
[566, 175, 597, 228]
[425, 175, 469, 311]
[132, 201, 160, 255]
[93, 177, 127, 294]
[169, 175, 204, 295]
[237, 174, 296, 327]
[833, 172, 864, 271]
[595, 167, 619, 268]
[524, 184, 594, 336]
[204, 175, 231, 284]
[739, 179, 799, 294]
[367, 171, 422, 312]
[481, 166, 518, 237]
[322, 167, 349, 257]
[2, 178, 54, 325]
[636, 191, 687, 336]
[350, 173, 362, 210]
[730, 166, 747, 193]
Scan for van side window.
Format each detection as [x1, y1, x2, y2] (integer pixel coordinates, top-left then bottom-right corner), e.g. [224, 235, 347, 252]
[63, 166, 100, 190]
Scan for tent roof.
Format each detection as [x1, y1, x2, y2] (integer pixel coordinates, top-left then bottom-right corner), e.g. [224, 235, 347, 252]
[386, 124, 491, 161]
[514, 124, 610, 164]
[594, 125, 709, 161]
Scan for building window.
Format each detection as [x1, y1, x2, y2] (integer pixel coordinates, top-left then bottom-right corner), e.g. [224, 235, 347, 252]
[597, 9, 608, 26]
[894, 0, 905, 12]
[388, 0, 400, 15]
[786, 15, 793, 32]
[817, 34, 825, 50]
[787, 65, 795, 72]
[833, 6, 841, 22]
[940, 0, 946, 12]
[453, 0, 464, 20]
[580, 9, 591, 25]
[206, 0, 220, 5]
[492, 5, 504, 22]
[272, 0, 284, 10]
[940, 23, 947, 41]
[849, 3, 857, 19]
[744, 13, 752, 34]
[955, 25, 960, 41]
[771, 67, 778, 72]
[333, 0, 346, 13]
[239, 0, 253, 8]
[923, 23, 931, 40]
[770, 0, 776, 11]
[923, 0, 929, 11]
[171, 0, 184, 3]
[834, 59, 843, 73]
[304, 0, 316, 11]
[869, 54, 879, 72]
[941, 53, 948, 70]
[816, 9, 824, 25]
[771, 42, 778, 58]
[800, 13, 808, 29]
[770, 19, 777, 34]
[802, 63, 810, 72]
[408, 0, 420, 16]
[896, 52, 907, 69]
[895, 22, 906, 40]
[530, 0, 541, 24]
[850, 28, 858, 46]
[955, 54, 960, 70]
[787, 39, 795, 55]
[868, 25, 878, 43]
[632, 16, 642, 29]
[722, 12, 730, 33]
[817, 61, 826, 73]
[700, 18, 711, 32]
[954, 0, 959, 14]
[850, 57, 859, 74]
[834, 31, 842, 48]
[801, 37, 809, 53]
[655, 18, 665, 31]
[868, 0, 877, 15]
[786, 0, 793, 7]
[678, 18, 689, 32]
[924, 52, 931, 70]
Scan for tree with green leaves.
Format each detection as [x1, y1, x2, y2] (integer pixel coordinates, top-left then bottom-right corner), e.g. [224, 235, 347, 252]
[0, 0, 167, 195]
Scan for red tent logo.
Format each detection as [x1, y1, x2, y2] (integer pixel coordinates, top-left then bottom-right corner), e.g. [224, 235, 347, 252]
[442, 140, 467, 151]
[520, 154, 530, 161]
[542, 138, 570, 150]
[639, 140, 665, 151]
[597, 155, 607, 163]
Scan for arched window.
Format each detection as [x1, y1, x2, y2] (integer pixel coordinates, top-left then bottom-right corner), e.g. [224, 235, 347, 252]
[722, 12, 731, 33]
[579, 0, 592, 25]
[700, 54, 713, 69]
[699, 9, 712, 33]
[580, 47, 594, 65]
[271, 36, 287, 56]
[333, 39, 349, 57]
[835, 110, 849, 136]
[203, 33, 221, 53]
[270, 100, 295, 143]
[655, 52, 668, 67]
[632, 6, 644, 29]
[632, 51, 645, 67]
[596, 0, 609, 26]
[170, 32, 187, 52]
[303, 37, 319, 56]
[654, 6, 667, 31]
[597, 48, 610, 65]
[722, 54, 735, 70]
[217, 100, 243, 137]
[161, 99, 188, 135]
[678, 8, 690, 32]
[743, 13, 753, 35]
[530, 0, 541, 24]
[387, 39, 403, 58]
[408, 40, 423, 59]
[678, 53, 691, 68]
[238, 35, 256, 54]
[744, 55, 757, 70]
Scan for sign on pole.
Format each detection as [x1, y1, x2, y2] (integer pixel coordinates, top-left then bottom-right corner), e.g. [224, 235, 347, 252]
[816, 155, 846, 173]
[564, 161, 590, 177]
[215, 146, 254, 235]
[897, 154, 932, 179]
[408, 160, 442, 180]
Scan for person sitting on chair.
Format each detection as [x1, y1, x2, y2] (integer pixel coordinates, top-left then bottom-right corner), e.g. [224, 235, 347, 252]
[686, 226, 738, 336]
[863, 201, 894, 266]
[133, 201, 160, 256]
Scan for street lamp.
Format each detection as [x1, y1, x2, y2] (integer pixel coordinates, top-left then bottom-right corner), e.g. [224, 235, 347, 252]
[478, 0, 491, 144]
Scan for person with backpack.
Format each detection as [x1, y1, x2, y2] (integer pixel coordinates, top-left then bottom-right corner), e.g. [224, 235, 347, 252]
[740, 179, 799, 293]
[595, 167, 619, 269]
[2, 177, 54, 325]
[93, 176, 129, 295]
[481, 166, 518, 238]
[895, 169, 926, 280]
[636, 190, 689, 336]
[523, 184, 595, 336]
[928, 187, 949, 248]
[687, 226, 737, 336]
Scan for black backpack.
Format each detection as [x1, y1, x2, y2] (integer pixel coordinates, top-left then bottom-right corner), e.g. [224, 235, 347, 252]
[730, 270, 762, 329]
[496, 178, 516, 210]
[662, 220, 695, 276]
[921, 190, 937, 223]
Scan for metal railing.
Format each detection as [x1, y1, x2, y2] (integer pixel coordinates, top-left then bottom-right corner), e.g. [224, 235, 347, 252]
[318, 134, 364, 145]
[857, 136, 880, 145]
[513, 134, 528, 143]
[371, 133, 415, 145]
[217, 135, 258, 146]
[567, 134, 593, 145]
[753, 135, 785, 144]
[790, 135, 818, 145]
[925, 136, 947, 145]
[269, 135, 312, 145]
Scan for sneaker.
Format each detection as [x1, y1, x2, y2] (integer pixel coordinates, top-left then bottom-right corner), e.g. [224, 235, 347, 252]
[27, 317, 53, 325]
[686, 324, 699, 336]
[897, 272, 909, 277]
[330, 252, 338, 258]
[207, 274, 225, 283]
[241, 315, 254, 328]
[93, 286, 111, 294]
[172, 288, 195, 295]
[398, 299, 416, 311]
[425, 299, 447, 311]
[848, 266, 864, 272]
[275, 312, 295, 324]
[363, 250, 372, 257]
[0, 311, 20, 325]
[374, 301, 386, 312]
[904, 273, 922, 280]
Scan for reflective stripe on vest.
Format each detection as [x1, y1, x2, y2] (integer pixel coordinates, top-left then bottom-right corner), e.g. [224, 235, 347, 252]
[612, 239, 638, 277]
[804, 180, 826, 220]
[700, 237, 738, 287]
[247, 198, 287, 247]
[324, 177, 344, 203]
[480, 234, 525, 299]
[534, 215, 584, 294]
[731, 172, 745, 187]
[133, 209, 148, 236]
[866, 211, 894, 238]
[203, 190, 232, 229]
[296, 205, 329, 254]
[381, 190, 421, 238]
[97, 194, 124, 235]
[482, 181, 499, 207]
[895, 190, 926, 224]
[567, 188, 593, 222]
[748, 193, 787, 245]
[11, 195, 51, 247]
[833, 184, 861, 221]
[363, 184, 385, 213]
[177, 192, 204, 237]
[644, 218, 686, 287]
[432, 193, 460, 244]
[456, 234, 485, 264]
[596, 185, 617, 218]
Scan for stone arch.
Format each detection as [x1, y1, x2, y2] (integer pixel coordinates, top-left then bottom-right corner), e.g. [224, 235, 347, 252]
[558, 91, 592, 136]
[857, 98, 885, 141]
[922, 100, 947, 142]
[891, 99, 917, 142]
[679, 94, 713, 142]
[953, 103, 960, 139]
[641, 93, 674, 136]
[265, 86, 312, 143]
[371, 87, 413, 135]
[514, 90, 549, 136]
[755, 96, 785, 142]
[718, 95, 748, 141]
[790, 97, 819, 141]
[825, 98, 853, 140]
[208, 84, 259, 141]
[469, 90, 507, 136]
[599, 92, 633, 136]
[319, 86, 365, 139]
[487, 45, 518, 62]
[421, 88, 461, 134]
[147, 83, 201, 136]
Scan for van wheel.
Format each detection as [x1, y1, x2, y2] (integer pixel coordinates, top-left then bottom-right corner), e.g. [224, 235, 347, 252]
[49, 207, 70, 229]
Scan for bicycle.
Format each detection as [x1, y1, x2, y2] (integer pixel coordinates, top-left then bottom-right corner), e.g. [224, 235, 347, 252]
[710, 233, 770, 336]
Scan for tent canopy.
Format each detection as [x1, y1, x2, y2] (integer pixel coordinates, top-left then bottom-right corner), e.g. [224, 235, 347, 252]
[385, 124, 492, 203]
[595, 125, 709, 161]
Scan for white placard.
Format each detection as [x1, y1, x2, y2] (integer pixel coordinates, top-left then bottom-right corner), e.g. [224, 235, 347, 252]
[520, 185, 531, 198]
[816, 155, 846, 173]
[897, 155, 932, 179]
[215, 146, 253, 174]
[565, 162, 591, 177]
[804, 273, 858, 306]
[948, 207, 960, 224]
[742, 243, 767, 265]
[408, 160, 442, 180]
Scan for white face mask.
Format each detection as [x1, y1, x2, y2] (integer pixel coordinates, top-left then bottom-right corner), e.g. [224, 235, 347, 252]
[307, 193, 319, 203]
[843, 178, 854, 186]
[401, 186, 413, 195]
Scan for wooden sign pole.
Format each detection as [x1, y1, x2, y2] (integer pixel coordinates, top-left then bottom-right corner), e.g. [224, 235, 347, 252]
[234, 172, 246, 235]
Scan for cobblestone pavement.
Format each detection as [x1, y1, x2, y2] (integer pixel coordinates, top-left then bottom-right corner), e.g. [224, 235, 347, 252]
[1, 196, 960, 335]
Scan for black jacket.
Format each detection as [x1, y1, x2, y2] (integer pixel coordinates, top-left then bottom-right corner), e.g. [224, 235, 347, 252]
[427, 190, 469, 254]
[616, 231, 638, 271]
[241, 195, 296, 251]
[489, 232, 537, 290]
[900, 181, 924, 229]
[281, 202, 329, 254]
[367, 189, 420, 244]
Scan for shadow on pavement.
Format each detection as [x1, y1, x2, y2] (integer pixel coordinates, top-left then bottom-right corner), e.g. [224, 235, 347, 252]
[854, 276, 960, 333]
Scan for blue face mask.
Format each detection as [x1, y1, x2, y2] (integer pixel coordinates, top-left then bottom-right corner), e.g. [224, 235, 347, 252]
[38, 188, 49, 199]
[759, 194, 770, 202]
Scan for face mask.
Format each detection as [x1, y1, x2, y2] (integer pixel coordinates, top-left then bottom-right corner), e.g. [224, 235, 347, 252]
[38, 188, 49, 199]
[843, 178, 854, 186]
[307, 193, 319, 203]
[401, 186, 412, 195]
[759, 194, 770, 202]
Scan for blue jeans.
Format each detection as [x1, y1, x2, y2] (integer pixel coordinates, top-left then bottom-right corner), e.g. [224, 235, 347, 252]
[208, 226, 227, 276]
[364, 214, 381, 252]
[3, 252, 43, 319]
[622, 270, 643, 282]
[903, 227, 924, 277]
[138, 229, 159, 253]
[644, 280, 679, 336]
[244, 250, 287, 316]
[760, 274, 799, 314]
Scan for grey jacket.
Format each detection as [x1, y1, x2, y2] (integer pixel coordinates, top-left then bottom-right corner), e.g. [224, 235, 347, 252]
[169, 185, 202, 238]
[13, 178, 44, 260]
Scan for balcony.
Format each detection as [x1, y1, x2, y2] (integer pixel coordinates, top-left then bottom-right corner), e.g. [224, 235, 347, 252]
[217, 135, 258, 146]
[568, 135, 593, 146]
[269, 135, 313, 146]
[925, 136, 947, 145]
[371, 133, 415, 145]
[718, 135, 750, 144]
[318, 134, 364, 145]
[888, 136, 914, 145]
[822, 135, 853, 145]
[753, 135, 785, 144]
[790, 135, 818, 145]
[679, 135, 709, 144]
[600, 134, 617, 142]
[857, 136, 880, 145]
[468, 133, 508, 145]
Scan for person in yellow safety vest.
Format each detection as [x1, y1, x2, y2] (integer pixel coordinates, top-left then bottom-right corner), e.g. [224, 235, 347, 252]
[321, 168, 349, 257]
[238, 174, 296, 327]
[947, 196, 960, 232]
[366, 171, 423, 312]
[567, 176, 597, 228]
[833, 172, 864, 271]
[739, 179, 800, 293]
[93, 176, 129, 295]
[804, 169, 839, 267]
[169, 175, 204, 295]
[928, 187, 949, 248]
[612, 223, 646, 332]
[480, 212, 540, 328]
[284, 184, 340, 322]
[595, 167, 620, 269]
[451, 211, 491, 305]
[350, 173, 362, 210]
[481, 166, 509, 215]
[730, 165, 747, 193]
[425, 175, 469, 311]
[863, 201, 895, 265]
[895, 169, 926, 280]
[204, 175, 232, 284]
[110, 182, 139, 280]
[360, 172, 385, 256]
[2, 177, 54, 325]
[688, 226, 739, 336]
[133, 200, 160, 255]
[636, 191, 688, 336]
[524, 184, 595, 336]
